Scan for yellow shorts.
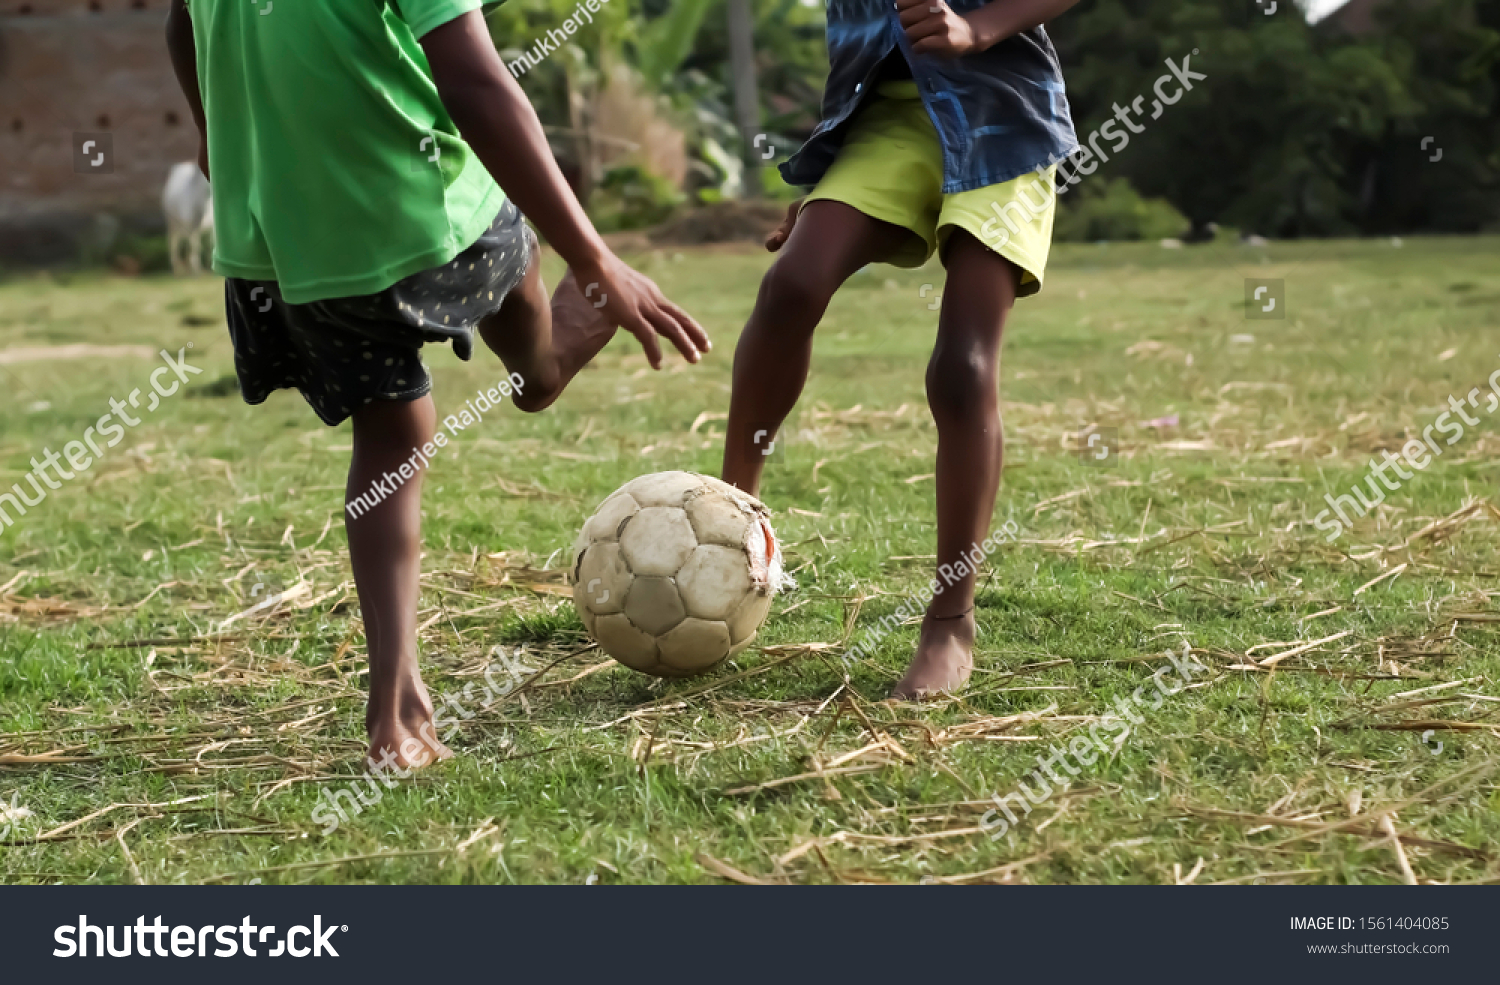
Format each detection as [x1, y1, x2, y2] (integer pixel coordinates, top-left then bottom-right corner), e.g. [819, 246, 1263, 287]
[804, 81, 1056, 297]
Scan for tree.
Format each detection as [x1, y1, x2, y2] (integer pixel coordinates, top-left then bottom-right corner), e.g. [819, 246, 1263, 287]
[1048, 0, 1498, 235]
[726, 0, 764, 196]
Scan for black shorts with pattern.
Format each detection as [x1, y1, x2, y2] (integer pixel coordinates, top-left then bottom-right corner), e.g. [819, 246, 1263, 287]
[224, 200, 532, 426]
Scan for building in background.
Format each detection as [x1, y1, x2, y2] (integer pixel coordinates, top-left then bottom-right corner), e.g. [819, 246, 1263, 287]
[0, 0, 194, 264]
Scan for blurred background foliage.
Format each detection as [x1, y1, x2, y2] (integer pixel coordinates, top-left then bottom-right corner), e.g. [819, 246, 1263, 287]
[486, 0, 822, 229]
[484, 0, 1498, 238]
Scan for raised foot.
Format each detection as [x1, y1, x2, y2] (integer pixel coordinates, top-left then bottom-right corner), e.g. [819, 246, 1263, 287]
[890, 607, 976, 701]
[552, 268, 621, 376]
[514, 268, 618, 413]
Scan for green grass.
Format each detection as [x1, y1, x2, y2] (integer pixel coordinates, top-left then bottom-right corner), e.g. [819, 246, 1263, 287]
[2, 235, 1499, 885]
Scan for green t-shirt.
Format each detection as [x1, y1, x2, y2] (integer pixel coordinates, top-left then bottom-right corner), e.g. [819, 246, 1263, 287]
[186, 0, 506, 303]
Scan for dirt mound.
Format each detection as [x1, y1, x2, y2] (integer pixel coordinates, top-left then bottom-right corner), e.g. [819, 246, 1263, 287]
[647, 201, 790, 246]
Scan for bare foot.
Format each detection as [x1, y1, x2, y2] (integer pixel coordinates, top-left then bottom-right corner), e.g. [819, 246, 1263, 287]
[366, 677, 454, 769]
[550, 268, 620, 381]
[367, 723, 453, 771]
[890, 607, 976, 700]
[507, 267, 619, 413]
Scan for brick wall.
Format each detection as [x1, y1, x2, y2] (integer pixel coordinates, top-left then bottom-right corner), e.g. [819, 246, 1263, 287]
[0, 0, 195, 262]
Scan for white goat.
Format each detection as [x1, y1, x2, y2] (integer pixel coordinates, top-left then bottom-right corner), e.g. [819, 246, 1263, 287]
[162, 162, 214, 276]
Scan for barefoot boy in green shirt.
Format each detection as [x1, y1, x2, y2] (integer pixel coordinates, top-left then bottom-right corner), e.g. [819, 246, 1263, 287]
[167, 0, 710, 768]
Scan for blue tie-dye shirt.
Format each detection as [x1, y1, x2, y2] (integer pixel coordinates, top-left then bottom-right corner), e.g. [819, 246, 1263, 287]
[780, 0, 1079, 194]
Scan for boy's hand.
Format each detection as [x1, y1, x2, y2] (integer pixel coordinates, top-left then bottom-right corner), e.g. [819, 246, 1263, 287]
[572, 252, 710, 369]
[418, 13, 709, 372]
[897, 0, 979, 57]
[766, 199, 803, 252]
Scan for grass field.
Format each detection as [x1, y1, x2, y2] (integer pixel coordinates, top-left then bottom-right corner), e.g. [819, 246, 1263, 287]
[1, 234, 1498, 885]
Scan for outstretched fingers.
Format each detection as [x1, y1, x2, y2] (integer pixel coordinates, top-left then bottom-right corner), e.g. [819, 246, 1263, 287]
[645, 306, 701, 364]
[576, 253, 712, 369]
[620, 308, 666, 368]
[620, 273, 709, 368]
[645, 282, 709, 360]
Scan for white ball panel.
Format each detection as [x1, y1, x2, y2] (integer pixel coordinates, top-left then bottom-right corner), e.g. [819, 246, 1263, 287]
[593, 613, 659, 673]
[574, 542, 629, 615]
[694, 474, 758, 503]
[618, 506, 697, 577]
[726, 588, 773, 644]
[624, 576, 687, 636]
[657, 617, 733, 674]
[622, 471, 702, 508]
[677, 544, 753, 621]
[685, 492, 753, 549]
[583, 492, 640, 543]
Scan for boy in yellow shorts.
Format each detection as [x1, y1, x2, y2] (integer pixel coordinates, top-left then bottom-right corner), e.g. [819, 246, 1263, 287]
[721, 0, 1081, 698]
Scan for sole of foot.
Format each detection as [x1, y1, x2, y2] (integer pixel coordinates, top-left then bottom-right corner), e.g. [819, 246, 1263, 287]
[550, 268, 619, 381]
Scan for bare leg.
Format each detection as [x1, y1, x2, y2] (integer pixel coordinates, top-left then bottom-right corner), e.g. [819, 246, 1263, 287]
[347, 394, 452, 767]
[721, 201, 913, 495]
[892, 230, 1019, 700]
[477, 229, 618, 413]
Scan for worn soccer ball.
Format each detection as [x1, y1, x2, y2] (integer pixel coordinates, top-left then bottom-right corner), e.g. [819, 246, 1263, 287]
[569, 471, 787, 678]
